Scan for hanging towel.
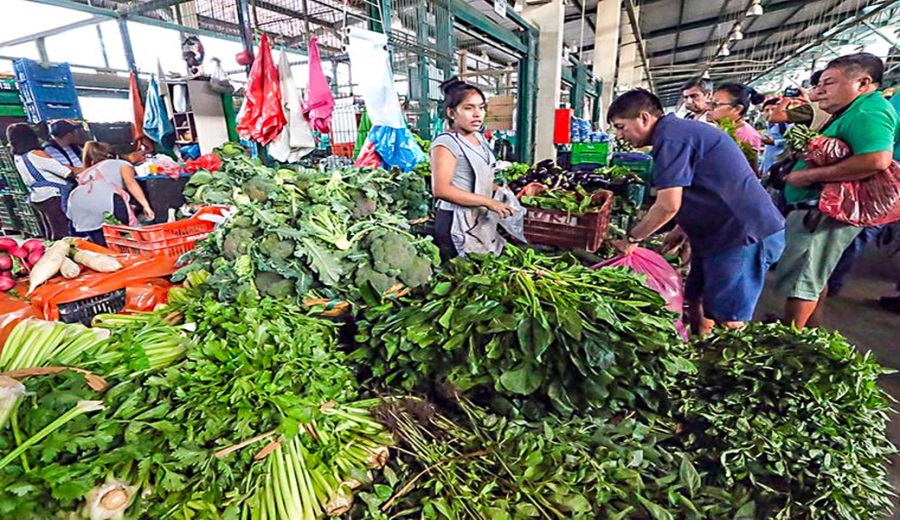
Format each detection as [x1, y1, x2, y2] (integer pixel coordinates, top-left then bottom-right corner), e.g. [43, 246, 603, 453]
[128, 72, 146, 143]
[142, 75, 174, 145]
[269, 51, 316, 162]
[304, 35, 335, 134]
[354, 108, 372, 160]
[237, 33, 286, 145]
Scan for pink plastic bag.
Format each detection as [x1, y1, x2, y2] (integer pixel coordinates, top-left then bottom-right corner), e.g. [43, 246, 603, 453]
[593, 247, 688, 341]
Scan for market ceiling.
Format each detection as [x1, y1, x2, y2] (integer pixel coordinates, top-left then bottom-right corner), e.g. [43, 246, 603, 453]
[563, 0, 896, 106]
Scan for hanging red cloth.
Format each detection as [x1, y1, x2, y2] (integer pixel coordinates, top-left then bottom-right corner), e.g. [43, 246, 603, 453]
[128, 71, 146, 143]
[237, 33, 286, 145]
[304, 35, 335, 134]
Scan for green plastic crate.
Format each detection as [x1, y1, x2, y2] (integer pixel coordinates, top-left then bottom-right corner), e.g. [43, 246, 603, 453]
[0, 192, 16, 230]
[0, 90, 21, 105]
[571, 142, 609, 165]
[9, 192, 42, 237]
[612, 156, 653, 184]
[0, 104, 26, 117]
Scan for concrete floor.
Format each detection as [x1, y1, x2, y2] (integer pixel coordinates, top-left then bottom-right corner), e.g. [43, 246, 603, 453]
[755, 247, 900, 517]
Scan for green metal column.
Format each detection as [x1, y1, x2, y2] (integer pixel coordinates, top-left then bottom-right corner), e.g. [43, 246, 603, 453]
[434, 0, 454, 78]
[516, 28, 538, 164]
[413, 2, 431, 137]
[592, 79, 603, 127]
[366, 0, 390, 34]
[572, 65, 587, 119]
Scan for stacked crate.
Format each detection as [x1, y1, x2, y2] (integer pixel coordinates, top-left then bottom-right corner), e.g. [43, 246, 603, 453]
[0, 146, 43, 236]
[13, 58, 82, 123]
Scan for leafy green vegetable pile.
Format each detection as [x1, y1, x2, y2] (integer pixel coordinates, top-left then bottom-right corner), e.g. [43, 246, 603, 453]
[354, 247, 692, 419]
[519, 186, 606, 214]
[674, 324, 896, 519]
[180, 149, 438, 303]
[0, 276, 394, 519]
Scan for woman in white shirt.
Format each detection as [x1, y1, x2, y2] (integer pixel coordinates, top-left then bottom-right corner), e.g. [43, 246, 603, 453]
[67, 141, 155, 246]
[6, 123, 75, 240]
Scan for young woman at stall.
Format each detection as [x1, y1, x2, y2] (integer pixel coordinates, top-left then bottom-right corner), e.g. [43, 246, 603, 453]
[430, 77, 515, 262]
[6, 123, 76, 240]
[66, 141, 155, 246]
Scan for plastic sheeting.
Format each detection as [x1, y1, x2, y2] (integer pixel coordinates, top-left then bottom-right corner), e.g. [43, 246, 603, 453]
[142, 75, 174, 145]
[237, 34, 286, 146]
[347, 28, 425, 172]
[304, 36, 335, 134]
[594, 248, 688, 341]
[269, 51, 316, 163]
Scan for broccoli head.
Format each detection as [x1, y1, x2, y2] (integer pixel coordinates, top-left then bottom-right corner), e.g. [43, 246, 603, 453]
[351, 192, 377, 219]
[260, 235, 296, 260]
[254, 271, 296, 299]
[369, 231, 416, 275]
[354, 263, 396, 294]
[242, 175, 276, 203]
[398, 255, 433, 288]
[223, 227, 255, 260]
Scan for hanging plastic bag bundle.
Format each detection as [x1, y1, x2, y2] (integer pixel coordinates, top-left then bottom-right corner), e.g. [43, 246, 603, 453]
[303, 35, 335, 134]
[269, 50, 316, 162]
[593, 248, 689, 341]
[347, 27, 425, 173]
[236, 33, 286, 146]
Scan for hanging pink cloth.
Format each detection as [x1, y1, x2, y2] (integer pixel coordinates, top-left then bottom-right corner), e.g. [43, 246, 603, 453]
[237, 33, 286, 145]
[304, 35, 335, 134]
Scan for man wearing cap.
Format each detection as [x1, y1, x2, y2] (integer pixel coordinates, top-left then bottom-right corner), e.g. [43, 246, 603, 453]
[44, 120, 84, 170]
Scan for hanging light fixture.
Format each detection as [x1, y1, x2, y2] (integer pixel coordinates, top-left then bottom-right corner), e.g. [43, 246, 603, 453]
[730, 24, 744, 41]
[746, 0, 763, 17]
[718, 44, 731, 57]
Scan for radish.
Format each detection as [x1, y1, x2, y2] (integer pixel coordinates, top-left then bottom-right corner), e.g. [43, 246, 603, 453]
[21, 239, 44, 254]
[0, 238, 17, 252]
[0, 277, 15, 291]
[27, 241, 70, 294]
[26, 251, 43, 267]
[8, 246, 27, 260]
[0, 255, 11, 271]
[0, 269, 12, 279]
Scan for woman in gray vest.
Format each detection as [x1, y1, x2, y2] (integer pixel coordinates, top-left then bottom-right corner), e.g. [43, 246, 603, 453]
[431, 78, 514, 262]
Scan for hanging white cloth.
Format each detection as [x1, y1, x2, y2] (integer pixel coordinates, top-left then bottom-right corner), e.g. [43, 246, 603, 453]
[269, 51, 316, 162]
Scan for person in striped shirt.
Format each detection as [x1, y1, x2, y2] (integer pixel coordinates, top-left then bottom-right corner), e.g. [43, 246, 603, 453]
[43, 120, 84, 169]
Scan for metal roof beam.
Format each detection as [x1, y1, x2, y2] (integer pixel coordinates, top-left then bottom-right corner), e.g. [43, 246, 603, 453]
[644, 0, 808, 40]
[253, 0, 341, 36]
[647, 19, 815, 60]
[115, 0, 191, 16]
[0, 15, 105, 48]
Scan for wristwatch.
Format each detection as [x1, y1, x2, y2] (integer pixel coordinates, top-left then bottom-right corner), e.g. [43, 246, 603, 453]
[627, 234, 642, 244]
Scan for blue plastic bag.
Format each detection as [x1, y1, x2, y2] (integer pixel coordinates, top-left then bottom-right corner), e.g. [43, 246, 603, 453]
[368, 125, 425, 173]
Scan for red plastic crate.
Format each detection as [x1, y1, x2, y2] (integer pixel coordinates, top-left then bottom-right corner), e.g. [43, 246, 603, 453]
[101, 206, 229, 257]
[519, 184, 613, 252]
[331, 142, 355, 158]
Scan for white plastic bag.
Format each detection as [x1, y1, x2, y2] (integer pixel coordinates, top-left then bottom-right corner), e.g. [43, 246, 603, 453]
[269, 51, 316, 163]
[495, 185, 527, 243]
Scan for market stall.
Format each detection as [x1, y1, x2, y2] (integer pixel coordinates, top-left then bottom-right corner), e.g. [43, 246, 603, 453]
[0, 0, 897, 519]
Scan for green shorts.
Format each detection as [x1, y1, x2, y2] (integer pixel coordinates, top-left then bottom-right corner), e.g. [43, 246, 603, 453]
[774, 210, 863, 301]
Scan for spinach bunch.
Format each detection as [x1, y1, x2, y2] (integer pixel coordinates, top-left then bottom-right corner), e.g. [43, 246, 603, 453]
[676, 324, 896, 519]
[355, 400, 755, 520]
[520, 186, 604, 214]
[354, 246, 693, 420]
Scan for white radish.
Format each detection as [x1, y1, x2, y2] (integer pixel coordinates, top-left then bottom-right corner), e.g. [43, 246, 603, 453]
[72, 250, 122, 273]
[27, 240, 70, 295]
[60, 257, 81, 279]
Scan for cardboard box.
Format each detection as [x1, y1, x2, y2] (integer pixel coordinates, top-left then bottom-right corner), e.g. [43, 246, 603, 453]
[486, 95, 515, 130]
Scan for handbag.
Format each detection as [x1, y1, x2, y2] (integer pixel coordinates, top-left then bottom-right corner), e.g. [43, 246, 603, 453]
[818, 160, 900, 227]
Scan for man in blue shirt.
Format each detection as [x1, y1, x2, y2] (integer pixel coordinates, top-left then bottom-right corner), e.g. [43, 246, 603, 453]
[609, 89, 785, 335]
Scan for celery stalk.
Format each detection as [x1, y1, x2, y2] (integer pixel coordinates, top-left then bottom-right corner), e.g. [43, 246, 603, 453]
[0, 400, 104, 470]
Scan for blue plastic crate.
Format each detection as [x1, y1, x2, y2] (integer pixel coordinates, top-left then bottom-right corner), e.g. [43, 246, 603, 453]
[23, 99, 82, 124]
[13, 58, 74, 84]
[17, 81, 80, 105]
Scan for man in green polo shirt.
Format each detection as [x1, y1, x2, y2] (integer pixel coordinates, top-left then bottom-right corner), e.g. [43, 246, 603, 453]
[776, 53, 899, 328]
